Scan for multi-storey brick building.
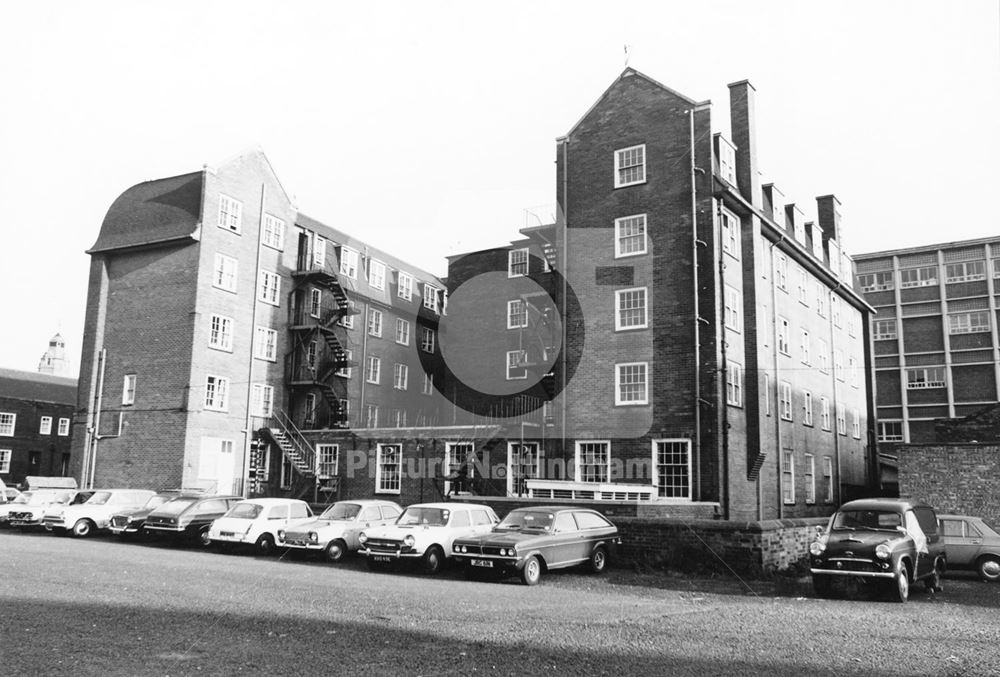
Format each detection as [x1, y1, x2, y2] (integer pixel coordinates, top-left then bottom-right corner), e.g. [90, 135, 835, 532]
[443, 69, 877, 519]
[853, 236, 1000, 447]
[0, 368, 76, 485]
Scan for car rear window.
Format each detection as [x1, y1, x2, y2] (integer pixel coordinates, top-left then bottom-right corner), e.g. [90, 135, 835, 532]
[227, 503, 263, 520]
[574, 511, 612, 529]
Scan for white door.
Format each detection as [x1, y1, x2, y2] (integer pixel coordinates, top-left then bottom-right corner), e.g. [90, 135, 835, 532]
[198, 437, 236, 494]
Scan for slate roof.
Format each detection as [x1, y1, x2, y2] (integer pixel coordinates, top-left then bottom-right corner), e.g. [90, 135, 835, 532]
[0, 368, 77, 405]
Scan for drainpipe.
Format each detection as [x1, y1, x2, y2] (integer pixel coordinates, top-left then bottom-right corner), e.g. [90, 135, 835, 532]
[689, 109, 703, 501]
[715, 199, 730, 519]
[768, 234, 786, 519]
[560, 138, 569, 479]
[87, 348, 107, 489]
[242, 182, 266, 498]
[359, 301, 370, 424]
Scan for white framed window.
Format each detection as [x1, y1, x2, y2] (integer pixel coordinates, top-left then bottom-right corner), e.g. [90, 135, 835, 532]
[366, 356, 381, 385]
[375, 444, 401, 494]
[336, 399, 349, 425]
[506, 350, 528, 380]
[262, 213, 285, 250]
[335, 349, 353, 378]
[258, 271, 280, 306]
[858, 271, 894, 292]
[250, 384, 274, 417]
[781, 449, 795, 505]
[367, 259, 386, 290]
[800, 329, 810, 365]
[213, 253, 238, 292]
[397, 272, 413, 301]
[254, 326, 278, 361]
[0, 413, 14, 437]
[364, 404, 379, 428]
[849, 357, 859, 388]
[391, 409, 406, 428]
[507, 442, 541, 496]
[818, 339, 829, 373]
[652, 439, 691, 499]
[0, 449, 10, 473]
[724, 286, 740, 332]
[948, 311, 990, 334]
[777, 317, 790, 355]
[847, 310, 857, 338]
[994, 258, 1000, 278]
[907, 367, 946, 389]
[367, 308, 383, 338]
[508, 248, 529, 277]
[209, 314, 234, 352]
[832, 296, 842, 327]
[614, 144, 646, 188]
[309, 289, 322, 318]
[720, 208, 739, 259]
[945, 260, 986, 283]
[575, 441, 611, 482]
[422, 372, 434, 395]
[835, 349, 845, 381]
[779, 382, 792, 420]
[303, 393, 317, 428]
[39, 416, 52, 435]
[508, 300, 528, 329]
[763, 372, 772, 416]
[878, 421, 903, 442]
[821, 397, 831, 431]
[616, 362, 649, 405]
[726, 363, 742, 407]
[339, 247, 359, 279]
[797, 268, 808, 305]
[615, 214, 647, 257]
[616, 287, 648, 330]
[423, 284, 440, 312]
[823, 457, 834, 502]
[306, 340, 318, 369]
[317, 444, 339, 477]
[804, 454, 816, 505]
[873, 318, 897, 340]
[395, 318, 410, 345]
[852, 409, 861, 439]
[803, 391, 813, 426]
[775, 252, 788, 291]
[204, 375, 230, 411]
[122, 375, 137, 406]
[815, 281, 828, 317]
[899, 266, 937, 288]
[57, 418, 70, 436]
[339, 309, 355, 329]
[312, 235, 327, 268]
[836, 404, 847, 435]
[420, 326, 436, 353]
[217, 194, 242, 233]
[393, 363, 409, 390]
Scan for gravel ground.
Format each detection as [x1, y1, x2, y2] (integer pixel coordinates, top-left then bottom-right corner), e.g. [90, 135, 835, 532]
[1, 529, 998, 676]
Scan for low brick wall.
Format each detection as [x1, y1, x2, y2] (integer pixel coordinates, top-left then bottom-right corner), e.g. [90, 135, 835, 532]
[897, 444, 1000, 525]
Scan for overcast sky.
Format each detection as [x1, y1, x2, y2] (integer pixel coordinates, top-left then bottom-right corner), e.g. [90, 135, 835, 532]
[1, 1, 998, 378]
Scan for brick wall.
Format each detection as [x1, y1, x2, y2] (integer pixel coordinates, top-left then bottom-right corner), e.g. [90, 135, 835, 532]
[897, 444, 1000, 525]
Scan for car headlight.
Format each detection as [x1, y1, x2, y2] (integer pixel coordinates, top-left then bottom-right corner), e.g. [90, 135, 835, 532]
[358, 532, 367, 544]
[461, 545, 468, 554]
[809, 541, 826, 556]
[126, 516, 133, 524]
[309, 532, 318, 543]
[277, 529, 285, 540]
[453, 542, 461, 552]
[875, 544, 891, 560]
[403, 535, 415, 548]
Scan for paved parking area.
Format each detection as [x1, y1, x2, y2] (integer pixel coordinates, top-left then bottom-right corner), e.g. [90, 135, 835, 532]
[1, 530, 999, 676]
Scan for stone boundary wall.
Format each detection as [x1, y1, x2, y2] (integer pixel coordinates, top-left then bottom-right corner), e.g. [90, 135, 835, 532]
[897, 444, 1000, 525]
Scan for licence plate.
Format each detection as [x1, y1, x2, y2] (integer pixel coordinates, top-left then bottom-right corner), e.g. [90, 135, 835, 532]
[372, 555, 393, 562]
[220, 531, 235, 538]
[470, 559, 493, 568]
[287, 539, 307, 547]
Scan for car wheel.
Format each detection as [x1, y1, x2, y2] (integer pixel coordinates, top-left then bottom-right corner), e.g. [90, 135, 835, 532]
[520, 555, 542, 586]
[977, 555, 1000, 583]
[71, 519, 94, 538]
[812, 574, 834, 598]
[892, 562, 909, 603]
[197, 528, 212, 547]
[255, 534, 276, 556]
[325, 539, 347, 563]
[589, 546, 608, 574]
[924, 560, 944, 593]
[422, 546, 445, 575]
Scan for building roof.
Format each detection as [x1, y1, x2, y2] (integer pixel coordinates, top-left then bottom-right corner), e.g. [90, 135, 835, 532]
[0, 368, 77, 405]
[852, 234, 1000, 261]
[89, 171, 204, 254]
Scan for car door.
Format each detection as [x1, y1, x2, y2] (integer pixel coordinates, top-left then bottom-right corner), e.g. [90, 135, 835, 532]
[548, 511, 584, 567]
[941, 518, 983, 567]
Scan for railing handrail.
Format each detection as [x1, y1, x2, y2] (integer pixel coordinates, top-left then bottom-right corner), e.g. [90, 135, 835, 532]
[273, 409, 316, 473]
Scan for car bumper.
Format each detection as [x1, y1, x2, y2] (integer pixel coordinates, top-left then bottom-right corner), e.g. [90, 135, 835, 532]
[281, 539, 324, 551]
[810, 567, 895, 579]
[42, 518, 66, 530]
[452, 554, 523, 571]
[359, 548, 421, 560]
[109, 525, 142, 535]
[9, 518, 45, 527]
[210, 531, 252, 544]
[144, 524, 186, 533]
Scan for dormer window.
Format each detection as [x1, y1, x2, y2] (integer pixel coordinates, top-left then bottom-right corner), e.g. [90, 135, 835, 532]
[716, 135, 737, 186]
[614, 144, 646, 188]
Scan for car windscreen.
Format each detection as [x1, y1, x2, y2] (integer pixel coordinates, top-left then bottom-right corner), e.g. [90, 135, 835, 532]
[12, 492, 33, 505]
[320, 503, 361, 521]
[145, 495, 170, 509]
[832, 509, 902, 531]
[497, 511, 554, 531]
[154, 498, 199, 515]
[225, 503, 263, 520]
[86, 491, 112, 505]
[397, 507, 449, 526]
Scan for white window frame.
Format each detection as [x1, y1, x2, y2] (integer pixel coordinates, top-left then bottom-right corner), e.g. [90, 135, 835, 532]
[254, 326, 278, 362]
[57, 418, 70, 436]
[0, 449, 10, 473]
[724, 286, 740, 332]
[823, 457, 834, 503]
[312, 235, 327, 268]
[250, 384, 274, 417]
[204, 375, 230, 412]
[209, 314, 234, 352]
[262, 213, 285, 250]
[507, 442, 541, 496]
[615, 287, 648, 331]
[797, 268, 809, 305]
[575, 440, 611, 482]
[339, 247, 359, 279]
[367, 259, 387, 291]
[0, 413, 14, 437]
[395, 318, 410, 345]
[782, 449, 795, 505]
[506, 350, 528, 380]
[375, 444, 401, 494]
[803, 391, 813, 426]
[651, 439, 692, 500]
[122, 375, 136, 406]
[858, 271, 894, 292]
[832, 296, 842, 327]
[397, 272, 413, 301]
[821, 397, 831, 431]
[906, 367, 946, 389]
[258, 271, 281, 306]
[615, 214, 647, 258]
[393, 363, 409, 391]
[945, 260, 986, 283]
[507, 299, 528, 329]
[836, 404, 847, 435]
[777, 317, 790, 355]
[873, 318, 897, 340]
[779, 382, 792, 421]
[899, 266, 937, 289]
[818, 339, 829, 373]
[317, 444, 339, 478]
[614, 144, 646, 188]
[420, 326, 436, 353]
[720, 208, 739, 260]
[615, 362, 649, 406]
[309, 289, 322, 319]
[335, 349, 353, 378]
[423, 284, 440, 312]
[508, 248, 529, 277]
[852, 409, 861, 439]
[367, 308, 383, 338]
[213, 253, 238, 293]
[366, 356, 381, 385]
[39, 416, 52, 435]
[339, 309, 355, 330]
[775, 252, 788, 291]
[878, 421, 903, 442]
[948, 311, 990, 334]
[217, 194, 242, 233]
[422, 372, 434, 395]
[800, 329, 810, 365]
[364, 404, 379, 428]
[726, 363, 742, 407]
[763, 372, 771, 416]
[804, 454, 816, 505]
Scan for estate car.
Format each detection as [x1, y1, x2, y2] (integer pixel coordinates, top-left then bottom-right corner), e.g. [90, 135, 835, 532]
[277, 499, 402, 562]
[144, 495, 242, 545]
[109, 491, 202, 538]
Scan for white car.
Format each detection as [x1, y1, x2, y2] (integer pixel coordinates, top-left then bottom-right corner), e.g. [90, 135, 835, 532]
[358, 502, 499, 574]
[43, 489, 156, 537]
[3, 489, 78, 528]
[206, 498, 313, 555]
[277, 499, 402, 562]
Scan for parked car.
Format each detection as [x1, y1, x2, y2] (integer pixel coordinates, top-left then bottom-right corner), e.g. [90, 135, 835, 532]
[206, 498, 313, 555]
[810, 497, 946, 602]
[108, 491, 202, 538]
[939, 514, 1000, 582]
[42, 489, 157, 537]
[451, 506, 621, 585]
[2, 489, 80, 529]
[277, 499, 402, 562]
[358, 502, 498, 574]
[143, 495, 242, 545]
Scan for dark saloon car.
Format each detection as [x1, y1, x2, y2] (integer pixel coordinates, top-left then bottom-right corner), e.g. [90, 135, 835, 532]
[143, 495, 242, 545]
[109, 491, 203, 538]
[810, 497, 946, 603]
[451, 506, 621, 585]
[939, 514, 1000, 582]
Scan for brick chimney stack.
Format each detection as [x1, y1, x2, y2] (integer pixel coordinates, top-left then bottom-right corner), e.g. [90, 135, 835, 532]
[728, 80, 760, 208]
[816, 195, 841, 245]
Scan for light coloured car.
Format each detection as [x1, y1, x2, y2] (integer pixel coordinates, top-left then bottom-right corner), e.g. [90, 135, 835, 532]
[206, 498, 313, 555]
[43, 489, 156, 537]
[358, 502, 499, 574]
[2, 489, 78, 528]
[939, 514, 1000, 582]
[277, 499, 402, 562]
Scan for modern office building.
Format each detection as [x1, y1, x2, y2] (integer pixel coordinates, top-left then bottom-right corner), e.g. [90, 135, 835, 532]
[853, 236, 1000, 447]
[0, 368, 76, 485]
